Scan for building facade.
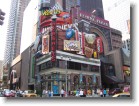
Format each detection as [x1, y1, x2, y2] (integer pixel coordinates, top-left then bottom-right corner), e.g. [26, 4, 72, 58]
[30, 3, 124, 95]
[0, 60, 3, 80]
[3, 0, 31, 66]
[103, 0, 130, 35]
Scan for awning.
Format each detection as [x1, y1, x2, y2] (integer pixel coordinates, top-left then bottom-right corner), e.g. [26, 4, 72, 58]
[104, 75, 124, 84]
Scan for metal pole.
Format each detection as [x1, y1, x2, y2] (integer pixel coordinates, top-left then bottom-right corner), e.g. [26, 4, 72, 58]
[65, 60, 68, 97]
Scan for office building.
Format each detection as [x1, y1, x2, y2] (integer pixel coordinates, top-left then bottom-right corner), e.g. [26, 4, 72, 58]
[3, 0, 31, 66]
[103, 0, 130, 35]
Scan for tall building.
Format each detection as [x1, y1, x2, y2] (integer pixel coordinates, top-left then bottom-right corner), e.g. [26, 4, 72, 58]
[103, 0, 130, 35]
[0, 60, 3, 80]
[20, 0, 39, 53]
[3, 0, 31, 66]
[44, 0, 104, 18]
[64, 0, 104, 18]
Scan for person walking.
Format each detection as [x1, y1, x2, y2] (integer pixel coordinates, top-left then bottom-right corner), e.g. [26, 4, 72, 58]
[61, 89, 65, 97]
[100, 89, 103, 97]
[103, 89, 107, 97]
[79, 89, 84, 97]
[42, 89, 46, 97]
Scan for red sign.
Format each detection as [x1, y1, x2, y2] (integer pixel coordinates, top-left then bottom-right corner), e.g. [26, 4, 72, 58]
[51, 20, 56, 62]
[96, 37, 103, 53]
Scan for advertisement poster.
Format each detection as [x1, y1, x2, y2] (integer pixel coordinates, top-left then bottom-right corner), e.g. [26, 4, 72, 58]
[76, 31, 85, 55]
[42, 35, 49, 54]
[64, 40, 80, 51]
[96, 37, 103, 53]
[84, 46, 93, 58]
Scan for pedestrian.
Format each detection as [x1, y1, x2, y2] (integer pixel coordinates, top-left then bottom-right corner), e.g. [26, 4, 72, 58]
[79, 89, 83, 97]
[42, 89, 46, 97]
[100, 89, 103, 97]
[76, 89, 79, 97]
[51, 91, 53, 97]
[45, 89, 48, 97]
[48, 90, 51, 97]
[61, 89, 65, 97]
[103, 89, 107, 97]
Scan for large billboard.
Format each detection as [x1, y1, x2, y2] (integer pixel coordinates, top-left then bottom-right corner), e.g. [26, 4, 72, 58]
[64, 40, 80, 51]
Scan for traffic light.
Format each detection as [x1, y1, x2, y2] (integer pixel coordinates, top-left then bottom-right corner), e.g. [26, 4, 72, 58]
[0, 9, 5, 25]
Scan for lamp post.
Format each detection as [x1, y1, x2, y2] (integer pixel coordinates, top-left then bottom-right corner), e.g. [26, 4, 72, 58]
[61, 56, 71, 97]
[65, 60, 68, 97]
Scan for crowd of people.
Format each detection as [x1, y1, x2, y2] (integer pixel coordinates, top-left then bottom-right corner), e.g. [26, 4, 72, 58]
[42, 88, 110, 97]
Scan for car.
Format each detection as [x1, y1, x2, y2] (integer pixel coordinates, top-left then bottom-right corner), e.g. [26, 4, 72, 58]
[3, 89, 15, 97]
[22, 90, 37, 97]
[108, 88, 122, 95]
[112, 92, 130, 97]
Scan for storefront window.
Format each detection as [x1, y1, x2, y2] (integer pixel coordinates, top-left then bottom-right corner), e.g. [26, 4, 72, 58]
[90, 65, 99, 72]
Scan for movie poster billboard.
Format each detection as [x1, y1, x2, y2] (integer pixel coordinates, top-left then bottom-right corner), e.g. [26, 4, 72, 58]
[42, 35, 49, 54]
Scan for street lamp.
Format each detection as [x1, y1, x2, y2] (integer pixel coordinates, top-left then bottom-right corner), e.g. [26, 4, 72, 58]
[60, 56, 71, 97]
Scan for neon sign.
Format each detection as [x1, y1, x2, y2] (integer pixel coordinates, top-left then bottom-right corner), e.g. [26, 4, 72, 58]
[41, 9, 61, 16]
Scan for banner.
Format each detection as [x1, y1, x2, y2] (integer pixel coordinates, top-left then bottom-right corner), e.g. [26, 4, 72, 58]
[80, 73, 83, 83]
[51, 20, 56, 62]
[64, 40, 80, 51]
[92, 74, 96, 84]
[96, 37, 103, 53]
[76, 31, 85, 55]
[42, 35, 49, 54]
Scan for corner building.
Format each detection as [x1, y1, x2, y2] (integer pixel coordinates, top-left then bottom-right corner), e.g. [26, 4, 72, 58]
[32, 1, 123, 95]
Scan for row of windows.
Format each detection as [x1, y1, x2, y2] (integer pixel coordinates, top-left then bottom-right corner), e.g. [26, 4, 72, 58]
[39, 60, 100, 73]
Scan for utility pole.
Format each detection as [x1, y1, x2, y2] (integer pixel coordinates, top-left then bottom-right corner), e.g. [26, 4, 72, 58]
[0, 9, 5, 25]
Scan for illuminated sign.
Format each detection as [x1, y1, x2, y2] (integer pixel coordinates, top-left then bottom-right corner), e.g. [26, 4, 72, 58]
[64, 40, 80, 51]
[51, 20, 56, 62]
[79, 11, 109, 28]
[41, 9, 61, 16]
[96, 37, 103, 53]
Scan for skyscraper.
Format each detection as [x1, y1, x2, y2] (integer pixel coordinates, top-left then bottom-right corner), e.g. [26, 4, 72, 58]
[47, 0, 104, 18]
[103, 0, 130, 35]
[3, 0, 31, 66]
[64, 0, 104, 18]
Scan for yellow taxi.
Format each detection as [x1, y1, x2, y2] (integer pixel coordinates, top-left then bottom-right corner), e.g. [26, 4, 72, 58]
[112, 92, 130, 97]
[23, 90, 37, 97]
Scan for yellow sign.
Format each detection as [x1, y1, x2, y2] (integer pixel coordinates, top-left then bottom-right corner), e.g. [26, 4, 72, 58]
[64, 40, 80, 51]
[41, 9, 61, 16]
